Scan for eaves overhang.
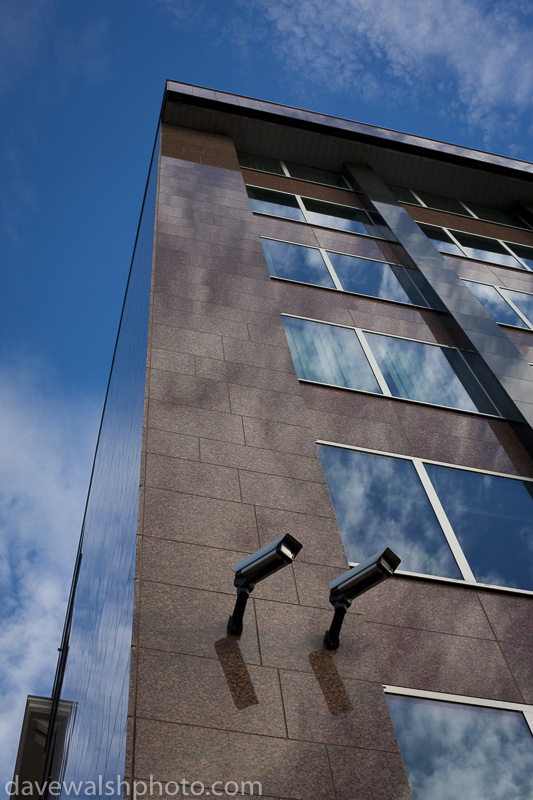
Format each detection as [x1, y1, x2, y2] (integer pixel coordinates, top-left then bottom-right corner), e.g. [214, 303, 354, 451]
[162, 81, 533, 210]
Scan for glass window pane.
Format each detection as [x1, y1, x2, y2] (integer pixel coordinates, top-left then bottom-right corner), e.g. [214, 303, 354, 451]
[317, 446, 462, 579]
[387, 695, 533, 800]
[302, 198, 382, 237]
[419, 224, 464, 256]
[389, 185, 421, 204]
[426, 465, 533, 590]
[501, 287, 533, 324]
[246, 187, 305, 221]
[285, 162, 346, 188]
[327, 252, 426, 305]
[464, 281, 528, 328]
[365, 333, 497, 414]
[508, 243, 533, 270]
[466, 202, 530, 229]
[238, 153, 284, 175]
[453, 232, 525, 269]
[416, 192, 468, 216]
[260, 239, 335, 288]
[282, 317, 381, 392]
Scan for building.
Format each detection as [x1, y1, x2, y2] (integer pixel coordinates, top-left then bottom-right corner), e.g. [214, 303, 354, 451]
[14, 81, 533, 799]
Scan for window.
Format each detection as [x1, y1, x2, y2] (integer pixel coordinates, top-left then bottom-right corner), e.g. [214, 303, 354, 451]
[386, 688, 533, 800]
[260, 238, 429, 305]
[246, 186, 388, 238]
[238, 152, 352, 189]
[419, 223, 533, 271]
[463, 280, 533, 330]
[389, 185, 531, 230]
[246, 187, 305, 222]
[318, 444, 533, 591]
[282, 316, 498, 415]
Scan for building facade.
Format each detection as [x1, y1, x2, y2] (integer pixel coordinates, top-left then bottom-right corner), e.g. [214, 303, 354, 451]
[16, 82, 533, 799]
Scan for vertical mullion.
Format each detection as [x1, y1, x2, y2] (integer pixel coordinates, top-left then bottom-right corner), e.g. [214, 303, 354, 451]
[295, 194, 308, 221]
[496, 287, 533, 330]
[443, 227, 466, 256]
[460, 201, 477, 218]
[413, 459, 476, 582]
[410, 190, 426, 207]
[279, 160, 291, 178]
[321, 249, 344, 291]
[355, 330, 391, 396]
[503, 242, 533, 271]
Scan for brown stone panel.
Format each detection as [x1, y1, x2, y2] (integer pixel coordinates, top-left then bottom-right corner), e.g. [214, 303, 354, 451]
[229, 384, 310, 427]
[255, 600, 378, 681]
[477, 591, 533, 646]
[499, 642, 533, 703]
[150, 347, 195, 376]
[149, 370, 231, 412]
[221, 289, 282, 315]
[247, 318, 290, 348]
[355, 576, 495, 640]
[141, 538, 299, 604]
[241, 167, 364, 207]
[407, 204, 533, 246]
[134, 718, 335, 798]
[161, 124, 241, 170]
[145, 452, 241, 501]
[272, 281, 354, 327]
[313, 230, 404, 263]
[328, 746, 412, 800]
[196, 356, 301, 396]
[192, 298, 282, 326]
[152, 323, 224, 360]
[136, 649, 287, 737]
[239, 470, 334, 517]
[148, 399, 245, 444]
[138, 582, 261, 663]
[367, 621, 524, 701]
[280, 670, 399, 750]
[223, 338, 295, 373]
[242, 416, 317, 456]
[199, 438, 323, 482]
[255, 506, 347, 568]
[152, 298, 250, 340]
[402, 421, 532, 475]
[505, 328, 533, 362]
[255, 216, 321, 246]
[146, 428, 199, 461]
[142, 489, 259, 551]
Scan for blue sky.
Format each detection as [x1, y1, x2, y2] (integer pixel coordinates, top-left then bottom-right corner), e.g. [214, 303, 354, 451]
[2, 0, 533, 784]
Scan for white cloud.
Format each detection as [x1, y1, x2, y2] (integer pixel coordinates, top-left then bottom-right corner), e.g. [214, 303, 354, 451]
[0, 358, 99, 785]
[226, 0, 533, 145]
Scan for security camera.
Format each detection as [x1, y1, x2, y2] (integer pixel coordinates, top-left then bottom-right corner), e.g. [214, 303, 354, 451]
[324, 547, 400, 650]
[228, 533, 303, 636]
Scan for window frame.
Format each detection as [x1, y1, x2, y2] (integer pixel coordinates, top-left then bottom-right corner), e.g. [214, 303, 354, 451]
[246, 184, 390, 239]
[420, 222, 533, 271]
[385, 686, 533, 729]
[462, 278, 533, 330]
[390, 185, 532, 231]
[282, 313, 501, 417]
[238, 153, 353, 190]
[317, 440, 533, 596]
[260, 236, 431, 308]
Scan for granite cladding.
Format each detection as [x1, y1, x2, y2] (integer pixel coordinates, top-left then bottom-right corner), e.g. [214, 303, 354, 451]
[126, 123, 533, 800]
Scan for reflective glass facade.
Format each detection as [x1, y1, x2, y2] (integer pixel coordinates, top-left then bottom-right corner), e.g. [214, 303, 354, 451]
[318, 444, 533, 590]
[49, 132, 159, 790]
[387, 694, 533, 800]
